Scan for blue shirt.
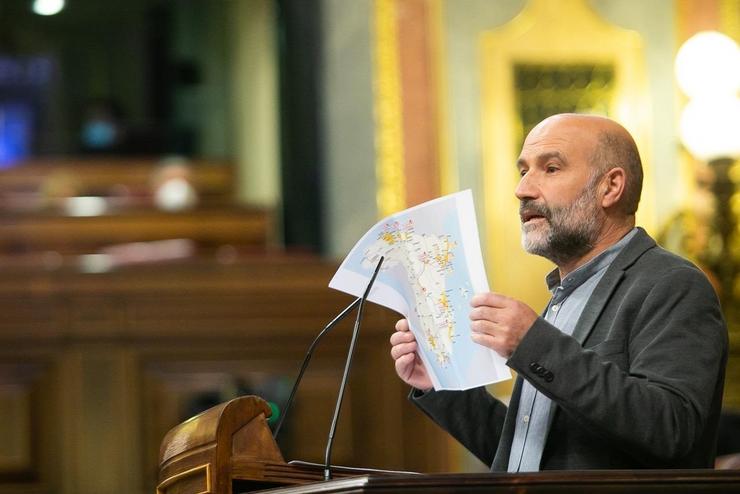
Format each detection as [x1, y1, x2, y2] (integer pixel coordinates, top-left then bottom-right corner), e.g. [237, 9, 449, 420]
[507, 228, 638, 472]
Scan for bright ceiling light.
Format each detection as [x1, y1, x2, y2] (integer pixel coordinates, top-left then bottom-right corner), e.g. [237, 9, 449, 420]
[679, 96, 740, 161]
[32, 0, 65, 16]
[675, 30, 740, 99]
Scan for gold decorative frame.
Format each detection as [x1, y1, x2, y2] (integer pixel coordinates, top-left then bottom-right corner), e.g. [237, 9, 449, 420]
[372, 0, 407, 217]
[372, 0, 455, 215]
[428, 0, 457, 196]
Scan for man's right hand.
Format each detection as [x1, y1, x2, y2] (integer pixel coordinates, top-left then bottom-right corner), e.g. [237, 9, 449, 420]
[390, 319, 433, 391]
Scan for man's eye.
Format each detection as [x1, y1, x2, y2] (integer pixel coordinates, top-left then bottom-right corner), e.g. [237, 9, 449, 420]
[546, 166, 559, 173]
[519, 169, 527, 177]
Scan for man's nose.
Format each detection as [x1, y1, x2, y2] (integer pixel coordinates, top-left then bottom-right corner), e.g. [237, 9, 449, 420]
[515, 173, 538, 200]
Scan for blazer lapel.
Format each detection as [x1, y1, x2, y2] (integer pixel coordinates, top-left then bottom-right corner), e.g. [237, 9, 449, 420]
[571, 228, 656, 345]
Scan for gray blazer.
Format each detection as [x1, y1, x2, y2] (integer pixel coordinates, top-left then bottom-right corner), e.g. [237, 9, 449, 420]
[413, 228, 728, 470]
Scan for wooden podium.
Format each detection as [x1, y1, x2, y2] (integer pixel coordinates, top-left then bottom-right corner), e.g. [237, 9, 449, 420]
[157, 395, 393, 494]
[158, 396, 740, 494]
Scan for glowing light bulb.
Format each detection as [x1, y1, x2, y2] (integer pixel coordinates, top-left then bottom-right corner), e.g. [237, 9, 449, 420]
[679, 96, 740, 161]
[675, 31, 740, 99]
[32, 0, 65, 16]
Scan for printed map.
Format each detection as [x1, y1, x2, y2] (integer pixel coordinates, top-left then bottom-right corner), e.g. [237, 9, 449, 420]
[329, 190, 510, 390]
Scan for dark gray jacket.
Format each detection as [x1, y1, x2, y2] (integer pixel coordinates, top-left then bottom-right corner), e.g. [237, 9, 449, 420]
[413, 228, 727, 470]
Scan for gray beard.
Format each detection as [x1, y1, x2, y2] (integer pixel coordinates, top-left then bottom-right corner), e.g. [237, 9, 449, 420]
[520, 186, 602, 266]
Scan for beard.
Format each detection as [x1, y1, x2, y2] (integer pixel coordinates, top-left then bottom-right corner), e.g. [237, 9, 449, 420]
[519, 181, 603, 266]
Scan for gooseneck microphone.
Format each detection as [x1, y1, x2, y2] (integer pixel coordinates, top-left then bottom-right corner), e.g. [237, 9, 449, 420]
[324, 256, 384, 481]
[272, 297, 362, 440]
[272, 257, 385, 447]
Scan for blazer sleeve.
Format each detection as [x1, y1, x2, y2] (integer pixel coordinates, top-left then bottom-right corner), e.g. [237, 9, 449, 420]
[411, 386, 508, 466]
[507, 264, 728, 464]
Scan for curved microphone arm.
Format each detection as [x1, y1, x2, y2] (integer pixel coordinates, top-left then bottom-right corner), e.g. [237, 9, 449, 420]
[273, 256, 385, 443]
[272, 297, 361, 440]
[324, 256, 384, 480]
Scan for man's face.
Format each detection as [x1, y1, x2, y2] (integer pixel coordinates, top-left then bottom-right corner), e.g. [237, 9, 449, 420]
[519, 177, 602, 266]
[515, 117, 604, 266]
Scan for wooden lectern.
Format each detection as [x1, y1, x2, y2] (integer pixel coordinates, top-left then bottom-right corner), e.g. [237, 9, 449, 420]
[157, 395, 338, 493]
[157, 395, 393, 494]
[158, 395, 740, 494]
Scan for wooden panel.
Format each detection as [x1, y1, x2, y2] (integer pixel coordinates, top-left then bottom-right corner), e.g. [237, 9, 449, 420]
[127, 295, 353, 337]
[0, 207, 271, 255]
[0, 159, 235, 198]
[67, 296, 126, 337]
[0, 297, 58, 340]
[0, 256, 452, 494]
[0, 385, 32, 473]
[0, 360, 53, 490]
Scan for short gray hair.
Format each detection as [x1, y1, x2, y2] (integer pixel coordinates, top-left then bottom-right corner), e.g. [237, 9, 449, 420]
[590, 131, 643, 215]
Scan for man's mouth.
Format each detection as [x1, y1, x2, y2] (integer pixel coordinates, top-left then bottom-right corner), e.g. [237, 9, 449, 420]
[520, 211, 547, 224]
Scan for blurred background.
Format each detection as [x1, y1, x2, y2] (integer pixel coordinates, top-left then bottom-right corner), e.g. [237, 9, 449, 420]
[1, 0, 740, 492]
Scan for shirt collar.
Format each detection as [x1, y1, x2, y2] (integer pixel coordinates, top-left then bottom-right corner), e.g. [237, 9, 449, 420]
[545, 227, 638, 294]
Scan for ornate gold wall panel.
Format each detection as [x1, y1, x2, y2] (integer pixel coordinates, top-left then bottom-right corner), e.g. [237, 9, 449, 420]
[480, 0, 653, 308]
[372, 0, 453, 216]
[514, 63, 616, 150]
[429, 0, 457, 196]
[373, 0, 407, 217]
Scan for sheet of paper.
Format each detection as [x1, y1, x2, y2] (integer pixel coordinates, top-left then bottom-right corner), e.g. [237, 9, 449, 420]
[329, 190, 511, 390]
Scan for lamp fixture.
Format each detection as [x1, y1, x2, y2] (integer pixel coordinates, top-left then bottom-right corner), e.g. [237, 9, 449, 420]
[32, 0, 65, 16]
[675, 31, 740, 99]
[675, 31, 740, 162]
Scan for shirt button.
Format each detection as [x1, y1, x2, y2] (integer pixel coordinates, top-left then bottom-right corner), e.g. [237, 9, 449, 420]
[551, 305, 559, 312]
[523, 415, 530, 423]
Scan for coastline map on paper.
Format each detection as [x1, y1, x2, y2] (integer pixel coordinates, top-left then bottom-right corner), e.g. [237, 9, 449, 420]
[329, 190, 511, 390]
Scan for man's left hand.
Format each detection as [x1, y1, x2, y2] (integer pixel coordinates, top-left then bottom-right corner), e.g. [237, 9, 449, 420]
[469, 292, 538, 358]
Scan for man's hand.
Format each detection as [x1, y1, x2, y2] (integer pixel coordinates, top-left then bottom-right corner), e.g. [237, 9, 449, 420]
[469, 292, 538, 358]
[390, 319, 433, 391]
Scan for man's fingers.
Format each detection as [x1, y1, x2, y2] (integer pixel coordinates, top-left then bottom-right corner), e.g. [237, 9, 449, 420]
[469, 305, 498, 322]
[468, 293, 535, 359]
[391, 318, 420, 370]
[470, 292, 509, 308]
[394, 353, 416, 378]
[471, 331, 496, 349]
[390, 340, 417, 360]
[395, 319, 410, 332]
[470, 319, 496, 336]
[390, 328, 416, 346]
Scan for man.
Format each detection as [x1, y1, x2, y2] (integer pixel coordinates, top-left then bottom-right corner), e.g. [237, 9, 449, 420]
[389, 113, 728, 470]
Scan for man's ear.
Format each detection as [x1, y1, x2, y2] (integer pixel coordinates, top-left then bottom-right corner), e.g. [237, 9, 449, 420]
[600, 167, 626, 209]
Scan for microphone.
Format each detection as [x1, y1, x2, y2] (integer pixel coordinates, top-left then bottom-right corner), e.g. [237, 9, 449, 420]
[324, 256, 384, 480]
[272, 256, 384, 441]
[272, 298, 361, 440]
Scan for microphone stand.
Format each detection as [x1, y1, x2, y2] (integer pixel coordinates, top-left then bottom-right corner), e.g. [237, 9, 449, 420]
[272, 297, 361, 439]
[324, 256, 384, 480]
[272, 256, 385, 442]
